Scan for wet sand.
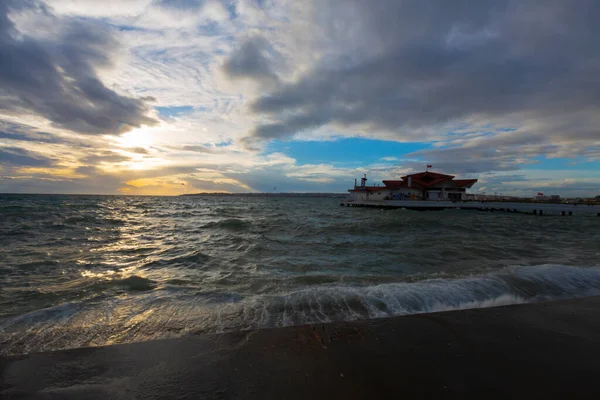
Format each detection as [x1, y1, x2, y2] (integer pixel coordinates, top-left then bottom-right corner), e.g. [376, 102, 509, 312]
[3, 296, 600, 399]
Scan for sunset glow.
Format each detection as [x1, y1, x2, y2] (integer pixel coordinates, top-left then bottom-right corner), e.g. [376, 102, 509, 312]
[1, 1, 599, 196]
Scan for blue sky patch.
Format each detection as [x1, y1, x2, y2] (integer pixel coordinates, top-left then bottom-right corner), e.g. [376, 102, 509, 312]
[156, 106, 195, 118]
[525, 156, 600, 171]
[266, 138, 431, 166]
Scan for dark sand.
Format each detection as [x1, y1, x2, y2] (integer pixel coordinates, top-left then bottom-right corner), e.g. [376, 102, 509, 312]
[3, 296, 600, 399]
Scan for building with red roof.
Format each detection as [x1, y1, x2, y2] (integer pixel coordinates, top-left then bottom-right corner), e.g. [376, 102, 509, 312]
[349, 171, 477, 202]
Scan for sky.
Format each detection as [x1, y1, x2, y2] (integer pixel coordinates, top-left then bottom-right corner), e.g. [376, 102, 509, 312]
[0, 0, 599, 196]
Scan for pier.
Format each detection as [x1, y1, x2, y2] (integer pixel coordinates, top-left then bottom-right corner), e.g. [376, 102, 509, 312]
[340, 199, 600, 216]
[342, 170, 600, 216]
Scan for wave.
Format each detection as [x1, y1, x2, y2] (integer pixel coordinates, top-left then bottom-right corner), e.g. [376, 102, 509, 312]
[202, 218, 251, 231]
[113, 275, 156, 291]
[142, 250, 210, 268]
[2, 265, 600, 355]
[216, 265, 600, 328]
[63, 215, 124, 226]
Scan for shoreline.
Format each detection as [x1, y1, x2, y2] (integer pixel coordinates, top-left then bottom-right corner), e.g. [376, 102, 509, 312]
[3, 296, 600, 398]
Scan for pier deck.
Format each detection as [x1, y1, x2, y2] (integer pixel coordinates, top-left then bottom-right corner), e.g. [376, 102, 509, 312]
[340, 199, 600, 216]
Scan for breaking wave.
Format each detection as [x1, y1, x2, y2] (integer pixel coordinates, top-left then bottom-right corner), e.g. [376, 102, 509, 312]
[2, 194, 599, 355]
[2, 265, 600, 355]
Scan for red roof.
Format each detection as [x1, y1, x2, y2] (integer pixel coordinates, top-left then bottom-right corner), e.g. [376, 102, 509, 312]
[453, 179, 478, 188]
[382, 180, 408, 188]
[352, 171, 478, 191]
[401, 171, 455, 188]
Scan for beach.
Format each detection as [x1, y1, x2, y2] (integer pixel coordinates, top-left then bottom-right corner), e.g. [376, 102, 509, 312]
[3, 296, 600, 399]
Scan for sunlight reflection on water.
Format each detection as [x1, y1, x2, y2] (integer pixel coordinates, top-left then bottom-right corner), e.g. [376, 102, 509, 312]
[1, 194, 599, 355]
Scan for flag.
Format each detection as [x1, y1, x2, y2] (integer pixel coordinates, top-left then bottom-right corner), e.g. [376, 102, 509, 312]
[426, 164, 432, 168]
[537, 192, 544, 196]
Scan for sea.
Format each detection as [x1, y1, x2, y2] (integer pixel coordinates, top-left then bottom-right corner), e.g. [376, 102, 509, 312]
[1, 194, 599, 356]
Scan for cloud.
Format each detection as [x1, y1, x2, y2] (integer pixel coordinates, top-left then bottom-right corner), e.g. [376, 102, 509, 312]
[80, 151, 132, 164]
[223, 168, 349, 193]
[244, 0, 600, 155]
[222, 35, 281, 85]
[472, 172, 600, 197]
[0, 146, 55, 167]
[2, 0, 600, 197]
[43, 0, 153, 18]
[0, 0, 157, 135]
[181, 145, 218, 153]
[183, 177, 249, 193]
[0, 121, 72, 145]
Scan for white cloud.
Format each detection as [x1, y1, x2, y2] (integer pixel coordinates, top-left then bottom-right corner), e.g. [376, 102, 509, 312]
[44, 0, 154, 18]
[2, 0, 600, 196]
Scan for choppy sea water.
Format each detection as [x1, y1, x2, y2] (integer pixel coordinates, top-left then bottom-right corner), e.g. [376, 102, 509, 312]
[1, 194, 599, 355]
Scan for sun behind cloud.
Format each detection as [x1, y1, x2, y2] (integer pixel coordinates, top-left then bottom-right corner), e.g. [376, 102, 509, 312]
[1, 0, 600, 196]
[117, 128, 154, 149]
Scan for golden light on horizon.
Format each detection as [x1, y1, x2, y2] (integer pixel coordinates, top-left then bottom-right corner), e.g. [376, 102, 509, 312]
[17, 167, 86, 179]
[119, 177, 188, 196]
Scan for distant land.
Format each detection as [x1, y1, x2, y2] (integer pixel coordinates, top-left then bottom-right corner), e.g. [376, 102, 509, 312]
[179, 192, 600, 203]
[180, 192, 346, 198]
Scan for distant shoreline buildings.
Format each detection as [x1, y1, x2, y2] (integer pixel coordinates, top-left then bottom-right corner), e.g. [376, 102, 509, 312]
[348, 171, 477, 202]
[177, 169, 599, 204]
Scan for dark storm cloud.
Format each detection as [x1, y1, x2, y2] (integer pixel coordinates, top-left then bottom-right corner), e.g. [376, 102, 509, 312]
[0, 120, 85, 146]
[403, 141, 558, 174]
[247, 0, 600, 144]
[0, 0, 157, 135]
[0, 147, 55, 167]
[0, 130, 62, 144]
[222, 36, 280, 85]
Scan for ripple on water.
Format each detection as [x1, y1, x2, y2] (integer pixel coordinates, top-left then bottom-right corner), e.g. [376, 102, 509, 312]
[1, 195, 600, 355]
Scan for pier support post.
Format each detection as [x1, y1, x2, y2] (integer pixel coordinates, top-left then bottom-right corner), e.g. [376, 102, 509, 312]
[540, 210, 543, 216]
[569, 211, 572, 216]
[562, 211, 565, 216]
[533, 210, 537, 215]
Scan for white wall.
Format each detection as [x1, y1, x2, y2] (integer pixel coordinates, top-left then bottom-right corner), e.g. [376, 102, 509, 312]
[427, 191, 440, 200]
[391, 188, 421, 198]
[349, 187, 471, 202]
[425, 189, 466, 201]
[366, 189, 389, 201]
[350, 188, 421, 201]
